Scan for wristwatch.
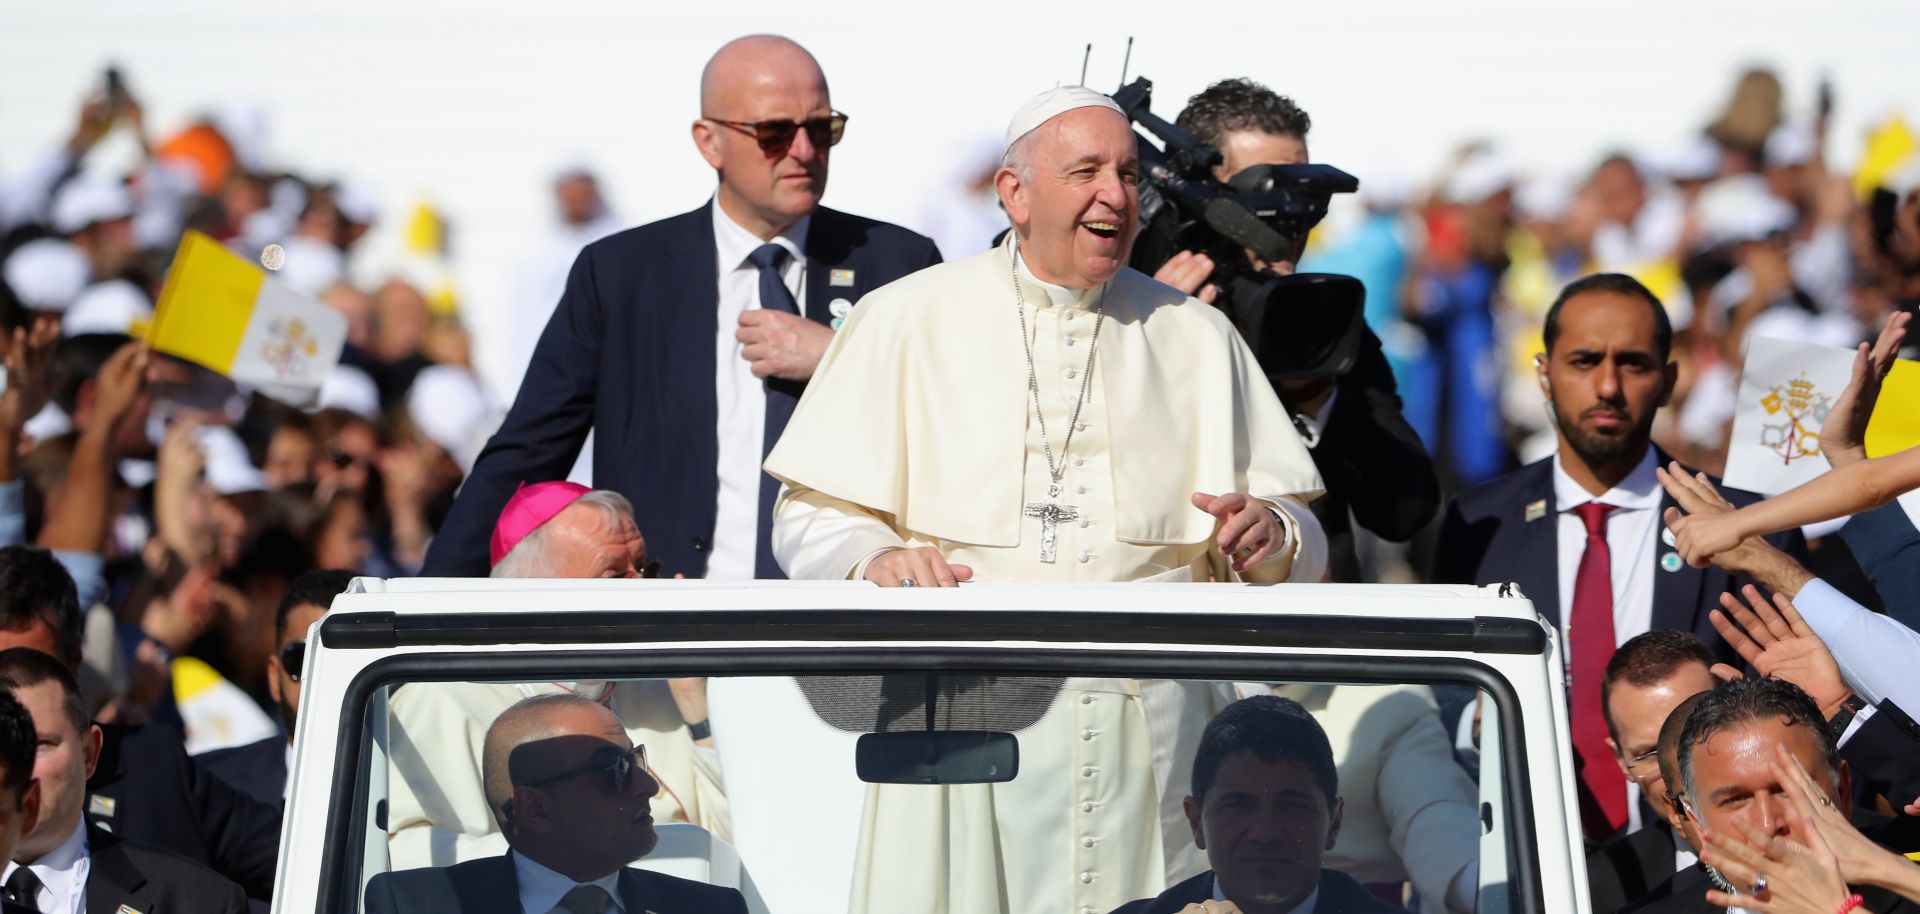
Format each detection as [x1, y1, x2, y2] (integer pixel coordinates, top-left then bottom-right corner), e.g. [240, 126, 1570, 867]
[1827, 693, 1867, 739]
[686, 718, 713, 741]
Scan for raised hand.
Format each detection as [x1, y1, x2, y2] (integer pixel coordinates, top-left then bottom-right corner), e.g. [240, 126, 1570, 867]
[1697, 800, 1851, 914]
[1658, 462, 1756, 569]
[1819, 311, 1910, 468]
[1708, 585, 1850, 716]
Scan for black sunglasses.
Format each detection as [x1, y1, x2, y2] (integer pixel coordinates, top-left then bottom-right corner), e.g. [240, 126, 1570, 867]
[523, 744, 650, 796]
[705, 110, 847, 154]
[280, 640, 307, 683]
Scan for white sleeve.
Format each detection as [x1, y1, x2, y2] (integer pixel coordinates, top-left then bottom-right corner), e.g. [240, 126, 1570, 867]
[1792, 578, 1920, 712]
[772, 485, 907, 581]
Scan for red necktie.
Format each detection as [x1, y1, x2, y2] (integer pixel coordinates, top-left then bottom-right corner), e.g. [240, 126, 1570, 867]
[1570, 501, 1626, 839]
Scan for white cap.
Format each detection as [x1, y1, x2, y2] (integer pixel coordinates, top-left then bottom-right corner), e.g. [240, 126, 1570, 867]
[51, 178, 136, 235]
[62, 280, 152, 336]
[316, 364, 380, 420]
[195, 425, 269, 495]
[1764, 123, 1818, 168]
[1515, 174, 1575, 222]
[1694, 174, 1797, 246]
[274, 236, 346, 296]
[3, 239, 92, 312]
[210, 103, 270, 173]
[1004, 86, 1125, 154]
[407, 364, 496, 473]
[1660, 134, 1724, 183]
[333, 180, 380, 226]
[1444, 151, 1515, 205]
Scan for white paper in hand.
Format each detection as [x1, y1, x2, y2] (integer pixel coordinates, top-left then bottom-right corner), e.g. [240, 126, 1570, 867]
[1723, 335, 1857, 496]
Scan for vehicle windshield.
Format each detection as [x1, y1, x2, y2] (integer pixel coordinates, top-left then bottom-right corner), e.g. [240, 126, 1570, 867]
[337, 659, 1527, 914]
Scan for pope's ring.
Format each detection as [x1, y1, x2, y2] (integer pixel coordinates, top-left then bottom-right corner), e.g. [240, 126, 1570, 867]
[898, 578, 917, 588]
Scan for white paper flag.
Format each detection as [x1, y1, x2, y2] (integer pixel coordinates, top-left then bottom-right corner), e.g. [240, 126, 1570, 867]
[1723, 335, 1857, 496]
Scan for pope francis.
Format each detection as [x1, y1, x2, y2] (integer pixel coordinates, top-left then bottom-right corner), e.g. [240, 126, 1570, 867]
[764, 88, 1331, 913]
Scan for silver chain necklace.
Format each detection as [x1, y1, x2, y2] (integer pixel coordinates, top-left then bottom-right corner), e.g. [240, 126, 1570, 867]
[1011, 241, 1107, 562]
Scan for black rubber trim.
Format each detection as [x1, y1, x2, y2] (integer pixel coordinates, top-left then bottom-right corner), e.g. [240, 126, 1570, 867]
[315, 647, 1545, 914]
[319, 609, 1548, 655]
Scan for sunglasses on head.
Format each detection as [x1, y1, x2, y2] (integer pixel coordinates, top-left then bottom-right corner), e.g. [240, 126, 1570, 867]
[280, 640, 307, 683]
[706, 110, 847, 155]
[523, 744, 650, 796]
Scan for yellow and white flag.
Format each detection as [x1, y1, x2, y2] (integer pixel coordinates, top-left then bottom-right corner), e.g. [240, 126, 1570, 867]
[1727, 335, 1919, 496]
[146, 231, 346, 407]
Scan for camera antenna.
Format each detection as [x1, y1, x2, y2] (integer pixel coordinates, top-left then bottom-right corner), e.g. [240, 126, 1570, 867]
[1118, 37, 1134, 85]
[1080, 43, 1092, 85]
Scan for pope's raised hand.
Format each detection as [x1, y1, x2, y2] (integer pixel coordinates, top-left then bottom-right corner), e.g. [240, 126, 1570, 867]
[738, 309, 832, 381]
[1192, 492, 1286, 574]
[865, 546, 973, 588]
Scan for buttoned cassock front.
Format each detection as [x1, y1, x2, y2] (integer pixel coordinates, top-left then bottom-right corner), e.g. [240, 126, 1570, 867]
[764, 242, 1328, 913]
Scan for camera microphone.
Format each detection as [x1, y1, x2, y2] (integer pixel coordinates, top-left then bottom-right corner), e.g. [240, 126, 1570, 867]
[1200, 197, 1288, 264]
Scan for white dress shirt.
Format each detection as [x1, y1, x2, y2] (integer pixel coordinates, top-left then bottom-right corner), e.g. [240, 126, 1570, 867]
[1552, 449, 1662, 661]
[709, 199, 809, 580]
[2, 820, 88, 914]
[513, 850, 625, 914]
[1792, 577, 1920, 717]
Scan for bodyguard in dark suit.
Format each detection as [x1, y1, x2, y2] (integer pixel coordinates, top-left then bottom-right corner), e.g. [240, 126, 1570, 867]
[1430, 274, 1805, 840]
[0, 649, 247, 914]
[1109, 696, 1407, 914]
[422, 35, 941, 581]
[365, 692, 745, 914]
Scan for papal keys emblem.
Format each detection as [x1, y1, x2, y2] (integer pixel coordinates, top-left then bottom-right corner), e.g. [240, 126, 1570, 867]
[1757, 373, 1831, 465]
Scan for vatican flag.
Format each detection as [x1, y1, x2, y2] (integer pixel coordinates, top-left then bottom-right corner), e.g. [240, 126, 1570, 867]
[146, 231, 346, 407]
[1726, 335, 1919, 497]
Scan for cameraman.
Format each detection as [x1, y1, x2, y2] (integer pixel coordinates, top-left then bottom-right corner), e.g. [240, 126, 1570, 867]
[1151, 79, 1439, 582]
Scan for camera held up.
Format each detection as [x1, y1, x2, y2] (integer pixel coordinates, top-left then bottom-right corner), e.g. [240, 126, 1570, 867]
[1113, 78, 1369, 382]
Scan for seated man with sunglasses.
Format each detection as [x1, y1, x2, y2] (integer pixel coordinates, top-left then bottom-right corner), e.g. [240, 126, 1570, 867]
[386, 482, 729, 870]
[367, 693, 748, 914]
[423, 33, 942, 584]
[200, 569, 356, 806]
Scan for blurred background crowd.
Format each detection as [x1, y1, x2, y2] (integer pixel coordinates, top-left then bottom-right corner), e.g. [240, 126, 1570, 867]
[0, 53, 1916, 754]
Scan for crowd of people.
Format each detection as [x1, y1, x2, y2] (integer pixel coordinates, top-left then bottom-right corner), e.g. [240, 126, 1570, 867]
[0, 29, 1917, 914]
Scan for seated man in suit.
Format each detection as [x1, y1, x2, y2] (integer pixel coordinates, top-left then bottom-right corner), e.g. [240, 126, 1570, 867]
[1630, 676, 1918, 913]
[1111, 695, 1405, 914]
[1586, 632, 1716, 914]
[366, 693, 746, 914]
[200, 568, 355, 805]
[0, 648, 247, 914]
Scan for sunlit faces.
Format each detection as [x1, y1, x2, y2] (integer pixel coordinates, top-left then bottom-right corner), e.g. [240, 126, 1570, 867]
[11, 679, 99, 860]
[1684, 716, 1846, 847]
[695, 37, 833, 239]
[999, 107, 1142, 289]
[1540, 290, 1676, 468]
[1604, 663, 1715, 824]
[1186, 751, 1342, 914]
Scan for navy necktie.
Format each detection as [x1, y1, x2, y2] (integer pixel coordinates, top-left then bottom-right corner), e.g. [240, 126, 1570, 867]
[745, 242, 801, 579]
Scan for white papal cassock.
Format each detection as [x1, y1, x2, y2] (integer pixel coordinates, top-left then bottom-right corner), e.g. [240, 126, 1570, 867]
[763, 240, 1328, 914]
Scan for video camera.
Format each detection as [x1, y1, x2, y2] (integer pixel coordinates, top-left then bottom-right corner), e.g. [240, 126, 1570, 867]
[1112, 77, 1368, 381]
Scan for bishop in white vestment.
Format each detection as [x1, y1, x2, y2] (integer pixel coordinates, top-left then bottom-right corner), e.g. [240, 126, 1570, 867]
[763, 88, 1330, 914]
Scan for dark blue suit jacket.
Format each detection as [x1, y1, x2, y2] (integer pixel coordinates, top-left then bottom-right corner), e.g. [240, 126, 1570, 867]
[1430, 449, 1809, 654]
[364, 853, 746, 914]
[197, 734, 287, 808]
[1838, 499, 1920, 630]
[422, 203, 940, 579]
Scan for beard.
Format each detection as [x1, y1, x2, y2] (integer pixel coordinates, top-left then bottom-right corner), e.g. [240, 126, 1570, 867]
[1551, 398, 1653, 466]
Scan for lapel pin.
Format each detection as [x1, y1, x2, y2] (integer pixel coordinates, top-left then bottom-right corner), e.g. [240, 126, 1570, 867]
[1524, 499, 1548, 523]
[89, 794, 116, 818]
[829, 268, 856, 287]
[830, 317, 845, 331]
[828, 297, 853, 320]
[117, 906, 145, 914]
[1660, 551, 1684, 572]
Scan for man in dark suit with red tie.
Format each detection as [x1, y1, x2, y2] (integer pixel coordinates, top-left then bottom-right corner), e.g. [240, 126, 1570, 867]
[423, 34, 941, 581]
[1431, 274, 1806, 841]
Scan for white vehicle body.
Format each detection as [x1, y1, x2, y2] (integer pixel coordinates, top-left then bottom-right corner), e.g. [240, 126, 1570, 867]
[274, 580, 1590, 914]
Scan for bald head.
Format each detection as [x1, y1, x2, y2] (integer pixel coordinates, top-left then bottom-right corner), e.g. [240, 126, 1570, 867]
[700, 35, 826, 117]
[481, 693, 619, 824]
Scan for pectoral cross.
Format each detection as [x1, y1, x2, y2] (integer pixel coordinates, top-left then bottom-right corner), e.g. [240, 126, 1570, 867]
[1023, 483, 1080, 563]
